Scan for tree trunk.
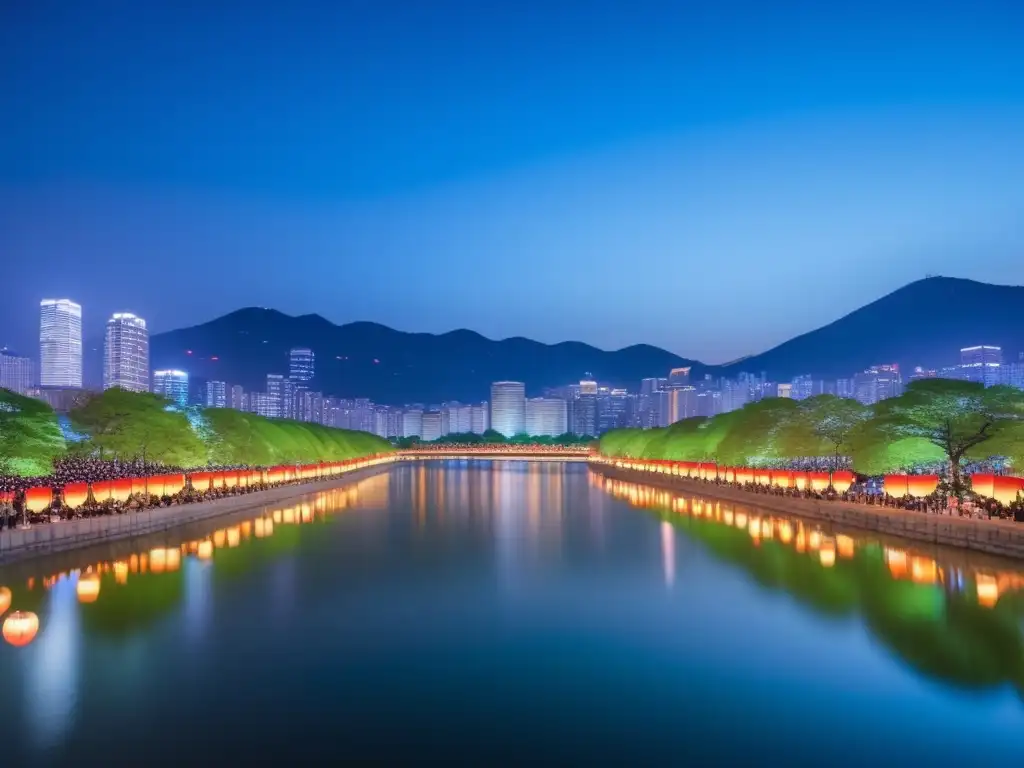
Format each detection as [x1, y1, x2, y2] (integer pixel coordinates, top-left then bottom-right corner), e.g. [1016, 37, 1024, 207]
[948, 452, 967, 502]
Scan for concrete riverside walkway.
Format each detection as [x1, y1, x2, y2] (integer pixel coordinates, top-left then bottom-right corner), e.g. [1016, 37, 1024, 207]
[592, 462, 1024, 560]
[0, 464, 392, 565]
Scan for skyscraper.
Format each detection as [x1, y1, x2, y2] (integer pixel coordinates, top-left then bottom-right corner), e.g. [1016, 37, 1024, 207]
[668, 367, 691, 388]
[230, 384, 246, 410]
[206, 380, 227, 408]
[421, 411, 443, 441]
[525, 398, 568, 437]
[853, 364, 902, 406]
[960, 345, 1002, 386]
[103, 312, 149, 392]
[152, 369, 189, 407]
[0, 349, 35, 394]
[470, 403, 489, 434]
[572, 393, 598, 436]
[289, 348, 315, 382]
[668, 386, 698, 423]
[266, 374, 285, 418]
[39, 298, 82, 388]
[490, 382, 526, 437]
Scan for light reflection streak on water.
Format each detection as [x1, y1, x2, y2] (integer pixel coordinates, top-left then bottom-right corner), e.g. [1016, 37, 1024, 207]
[661, 522, 675, 588]
[183, 556, 212, 645]
[27, 576, 78, 749]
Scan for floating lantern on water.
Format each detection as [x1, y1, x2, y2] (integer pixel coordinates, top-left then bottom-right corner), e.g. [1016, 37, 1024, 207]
[0, 586, 10, 616]
[77, 573, 101, 603]
[819, 538, 836, 567]
[3, 611, 39, 647]
[197, 540, 214, 560]
[113, 561, 129, 585]
[976, 574, 999, 608]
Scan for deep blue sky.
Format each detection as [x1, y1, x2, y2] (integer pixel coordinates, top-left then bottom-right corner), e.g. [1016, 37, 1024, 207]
[2, 0, 1023, 363]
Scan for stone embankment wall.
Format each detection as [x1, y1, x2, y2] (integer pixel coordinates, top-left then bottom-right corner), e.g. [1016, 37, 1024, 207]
[593, 463, 1024, 560]
[0, 468, 387, 564]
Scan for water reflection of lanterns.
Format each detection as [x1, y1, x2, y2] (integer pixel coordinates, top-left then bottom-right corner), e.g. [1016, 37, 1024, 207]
[0, 586, 10, 616]
[77, 573, 101, 603]
[283, 507, 296, 524]
[213, 529, 227, 548]
[735, 512, 748, 529]
[748, 518, 762, 539]
[197, 540, 214, 560]
[272, 509, 283, 524]
[129, 554, 139, 573]
[150, 548, 168, 574]
[227, 527, 241, 547]
[819, 538, 836, 567]
[166, 548, 181, 571]
[778, 521, 793, 544]
[300, 504, 313, 523]
[808, 530, 822, 550]
[836, 535, 855, 559]
[886, 548, 908, 580]
[241, 521, 252, 538]
[3, 611, 40, 647]
[976, 574, 1000, 608]
[723, 510, 734, 526]
[114, 561, 129, 585]
[254, 518, 267, 538]
[795, 526, 806, 552]
[911, 556, 937, 584]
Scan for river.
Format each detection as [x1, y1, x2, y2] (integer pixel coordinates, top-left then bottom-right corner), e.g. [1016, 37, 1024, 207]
[1, 460, 1023, 765]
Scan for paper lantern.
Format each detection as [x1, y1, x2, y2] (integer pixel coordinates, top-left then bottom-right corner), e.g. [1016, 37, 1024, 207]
[773, 471, 795, 488]
[131, 477, 151, 498]
[831, 471, 855, 494]
[77, 573, 101, 603]
[3, 611, 39, 647]
[971, 473, 995, 499]
[793, 472, 809, 491]
[62, 483, 90, 509]
[809, 472, 831, 492]
[883, 475, 909, 497]
[109, 478, 133, 502]
[0, 586, 10, 616]
[24, 487, 53, 513]
[992, 475, 1024, 505]
[222, 471, 239, 489]
[907, 475, 939, 498]
[755, 470, 772, 486]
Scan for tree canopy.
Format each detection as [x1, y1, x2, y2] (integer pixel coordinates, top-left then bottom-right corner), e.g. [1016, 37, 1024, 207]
[0, 388, 392, 476]
[601, 380, 1024, 478]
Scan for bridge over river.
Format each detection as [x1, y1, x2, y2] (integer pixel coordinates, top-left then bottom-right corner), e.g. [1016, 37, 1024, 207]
[396, 447, 591, 462]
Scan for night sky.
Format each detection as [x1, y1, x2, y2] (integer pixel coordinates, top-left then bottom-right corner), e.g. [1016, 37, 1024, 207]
[2, 1, 1023, 363]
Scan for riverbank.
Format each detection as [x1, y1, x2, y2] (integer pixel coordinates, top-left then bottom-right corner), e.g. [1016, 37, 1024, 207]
[0, 464, 393, 564]
[591, 462, 1024, 559]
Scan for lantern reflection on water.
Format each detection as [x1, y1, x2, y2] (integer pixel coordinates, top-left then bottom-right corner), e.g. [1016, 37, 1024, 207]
[149, 548, 168, 574]
[3, 611, 39, 647]
[213, 529, 227, 548]
[272, 509, 283, 524]
[836, 535, 855, 560]
[819, 538, 836, 567]
[114, 561, 129, 585]
[0, 586, 10, 616]
[976, 574, 1000, 607]
[227, 527, 241, 547]
[197, 540, 214, 560]
[283, 507, 296, 524]
[911, 556, 937, 584]
[77, 573, 101, 603]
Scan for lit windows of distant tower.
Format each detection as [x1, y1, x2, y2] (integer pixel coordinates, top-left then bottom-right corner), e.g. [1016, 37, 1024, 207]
[152, 370, 189, 408]
[490, 382, 526, 437]
[103, 312, 149, 392]
[266, 374, 285, 418]
[206, 380, 227, 408]
[289, 348, 315, 383]
[668, 367, 691, 388]
[960, 345, 1002, 386]
[0, 348, 36, 394]
[525, 398, 568, 437]
[39, 299, 82, 388]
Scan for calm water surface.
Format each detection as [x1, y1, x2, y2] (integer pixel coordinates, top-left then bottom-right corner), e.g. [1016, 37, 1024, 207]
[2, 461, 1023, 765]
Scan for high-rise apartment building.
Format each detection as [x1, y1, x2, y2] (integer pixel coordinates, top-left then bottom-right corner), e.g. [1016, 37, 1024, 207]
[470, 403, 489, 434]
[777, 383, 793, 399]
[0, 349, 35, 394]
[421, 411, 443, 441]
[572, 393, 598, 436]
[960, 345, 1002, 386]
[289, 348, 315, 382]
[248, 392, 275, 418]
[206, 380, 227, 408]
[668, 367, 691, 388]
[668, 386, 698, 423]
[597, 390, 631, 433]
[103, 312, 149, 392]
[853, 364, 902, 406]
[265, 374, 285, 418]
[39, 299, 83, 388]
[402, 409, 423, 438]
[490, 382, 526, 437]
[152, 369, 189, 408]
[525, 397, 568, 437]
[230, 384, 246, 410]
[578, 379, 598, 396]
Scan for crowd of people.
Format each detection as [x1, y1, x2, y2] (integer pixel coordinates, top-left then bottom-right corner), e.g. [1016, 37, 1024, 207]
[0, 456, 378, 531]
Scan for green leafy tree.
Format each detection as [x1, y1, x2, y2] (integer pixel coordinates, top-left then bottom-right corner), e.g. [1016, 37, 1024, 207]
[865, 380, 1024, 499]
[0, 389, 66, 476]
[787, 395, 870, 473]
[70, 388, 206, 467]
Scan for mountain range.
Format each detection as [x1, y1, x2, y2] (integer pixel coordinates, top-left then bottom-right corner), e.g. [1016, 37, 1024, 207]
[139, 277, 1023, 404]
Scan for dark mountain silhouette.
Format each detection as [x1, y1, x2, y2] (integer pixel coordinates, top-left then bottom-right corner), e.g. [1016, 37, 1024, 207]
[145, 277, 1022, 402]
[148, 310, 697, 404]
[720, 277, 1024, 380]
